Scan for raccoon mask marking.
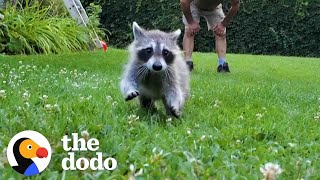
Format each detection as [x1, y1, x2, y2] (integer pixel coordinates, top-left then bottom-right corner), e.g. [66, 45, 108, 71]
[120, 22, 190, 118]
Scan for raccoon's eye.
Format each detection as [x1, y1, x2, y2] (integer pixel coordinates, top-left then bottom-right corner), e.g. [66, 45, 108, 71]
[145, 47, 153, 54]
[162, 49, 169, 57]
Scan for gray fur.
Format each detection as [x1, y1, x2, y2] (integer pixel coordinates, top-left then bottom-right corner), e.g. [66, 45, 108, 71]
[120, 22, 190, 118]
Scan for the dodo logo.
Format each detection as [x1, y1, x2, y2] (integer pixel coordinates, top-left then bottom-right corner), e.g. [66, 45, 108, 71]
[6, 130, 52, 176]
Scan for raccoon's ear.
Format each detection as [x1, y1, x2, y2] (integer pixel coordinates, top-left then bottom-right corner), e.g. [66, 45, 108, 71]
[132, 22, 145, 40]
[170, 29, 181, 42]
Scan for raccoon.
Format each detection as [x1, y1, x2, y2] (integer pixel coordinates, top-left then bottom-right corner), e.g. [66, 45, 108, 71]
[120, 22, 190, 118]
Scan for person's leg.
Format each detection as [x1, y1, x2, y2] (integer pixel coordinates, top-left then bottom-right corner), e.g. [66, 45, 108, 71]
[204, 4, 230, 72]
[182, 3, 199, 71]
[214, 32, 230, 72]
[183, 29, 195, 62]
[215, 32, 227, 65]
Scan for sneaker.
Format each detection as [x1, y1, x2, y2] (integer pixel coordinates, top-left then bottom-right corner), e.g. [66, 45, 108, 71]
[186, 61, 194, 71]
[223, 62, 230, 73]
[217, 64, 224, 73]
[217, 62, 230, 73]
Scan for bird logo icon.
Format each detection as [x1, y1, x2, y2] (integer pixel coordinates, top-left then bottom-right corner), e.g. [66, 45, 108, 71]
[7, 131, 52, 176]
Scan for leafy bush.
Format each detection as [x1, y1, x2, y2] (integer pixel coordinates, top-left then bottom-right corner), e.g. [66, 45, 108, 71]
[81, 0, 320, 57]
[0, 0, 105, 55]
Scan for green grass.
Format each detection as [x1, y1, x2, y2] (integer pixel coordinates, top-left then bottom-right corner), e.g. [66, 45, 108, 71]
[0, 49, 320, 179]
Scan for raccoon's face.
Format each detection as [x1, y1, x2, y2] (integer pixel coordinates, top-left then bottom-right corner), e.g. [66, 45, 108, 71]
[131, 22, 181, 72]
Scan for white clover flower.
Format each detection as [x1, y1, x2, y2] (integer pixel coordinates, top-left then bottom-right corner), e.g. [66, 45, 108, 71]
[81, 130, 89, 139]
[134, 168, 143, 176]
[54, 104, 60, 111]
[187, 130, 191, 135]
[72, 82, 80, 88]
[59, 68, 68, 75]
[0, 90, 6, 98]
[260, 162, 283, 180]
[86, 95, 92, 100]
[256, 113, 263, 120]
[201, 135, 206, 140]
[41, 95, 48, 101]
[129, 164, 135, 172]
[44, 104, 52, 110]
[152, 147, 157, 154]
[306, 160, 312, 165]
[213, 99, 221, 108]
[112, 101, 118, 106]
[166, 118, 172, 123]
[24, 102, 30, 107]
[128, 114, 139, 121]
[22, 91, 30, 100]
[106, 95, 113, 102]
[159, 149, 163, 155]
[288, 143, 296, 147]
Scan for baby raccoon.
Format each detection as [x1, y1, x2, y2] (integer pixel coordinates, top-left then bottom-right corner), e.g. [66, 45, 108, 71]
[120, 22, 190, 118]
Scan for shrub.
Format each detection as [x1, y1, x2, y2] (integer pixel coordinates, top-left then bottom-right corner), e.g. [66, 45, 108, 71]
[0, 0, 105, 55]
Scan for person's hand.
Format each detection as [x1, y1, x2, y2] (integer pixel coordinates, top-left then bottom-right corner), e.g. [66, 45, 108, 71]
[187, 21, 200, 37]
[213, 23, 226, 36]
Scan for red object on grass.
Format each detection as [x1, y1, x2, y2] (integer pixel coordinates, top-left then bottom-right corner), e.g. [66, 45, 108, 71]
[101, 41, 107, 52]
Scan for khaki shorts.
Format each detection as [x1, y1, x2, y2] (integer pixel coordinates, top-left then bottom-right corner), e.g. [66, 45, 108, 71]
[182, 3, 225, 31]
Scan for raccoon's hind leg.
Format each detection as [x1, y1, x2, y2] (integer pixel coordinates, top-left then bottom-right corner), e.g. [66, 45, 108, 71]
[139, 95, 155, 109]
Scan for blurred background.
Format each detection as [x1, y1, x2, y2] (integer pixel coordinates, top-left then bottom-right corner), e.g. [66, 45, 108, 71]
[1, 0, 319, 57]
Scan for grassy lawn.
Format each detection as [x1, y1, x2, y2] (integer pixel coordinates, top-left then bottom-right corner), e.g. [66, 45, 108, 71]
[0, 49, 320, 179]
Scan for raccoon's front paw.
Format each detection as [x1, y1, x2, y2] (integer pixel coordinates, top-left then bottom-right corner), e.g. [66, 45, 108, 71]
[169, 106, 181, 118]
[125, 90, 139, 101]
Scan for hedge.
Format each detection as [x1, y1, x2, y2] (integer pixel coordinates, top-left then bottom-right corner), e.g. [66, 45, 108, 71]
[82, 0, 320, 57]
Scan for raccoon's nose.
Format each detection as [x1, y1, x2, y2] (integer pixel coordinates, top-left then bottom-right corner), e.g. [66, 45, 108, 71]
[152, 62, 163, 71]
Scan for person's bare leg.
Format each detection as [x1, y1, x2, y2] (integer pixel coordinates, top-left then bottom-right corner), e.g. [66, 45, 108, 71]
[215, 32, 226, 62]
[183, 29, 195, 61]
[214, 32, 230, 72]
[183, 29, 195, 71]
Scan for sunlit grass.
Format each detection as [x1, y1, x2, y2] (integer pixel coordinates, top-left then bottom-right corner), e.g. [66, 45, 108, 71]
[0, 49, 320, 179]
